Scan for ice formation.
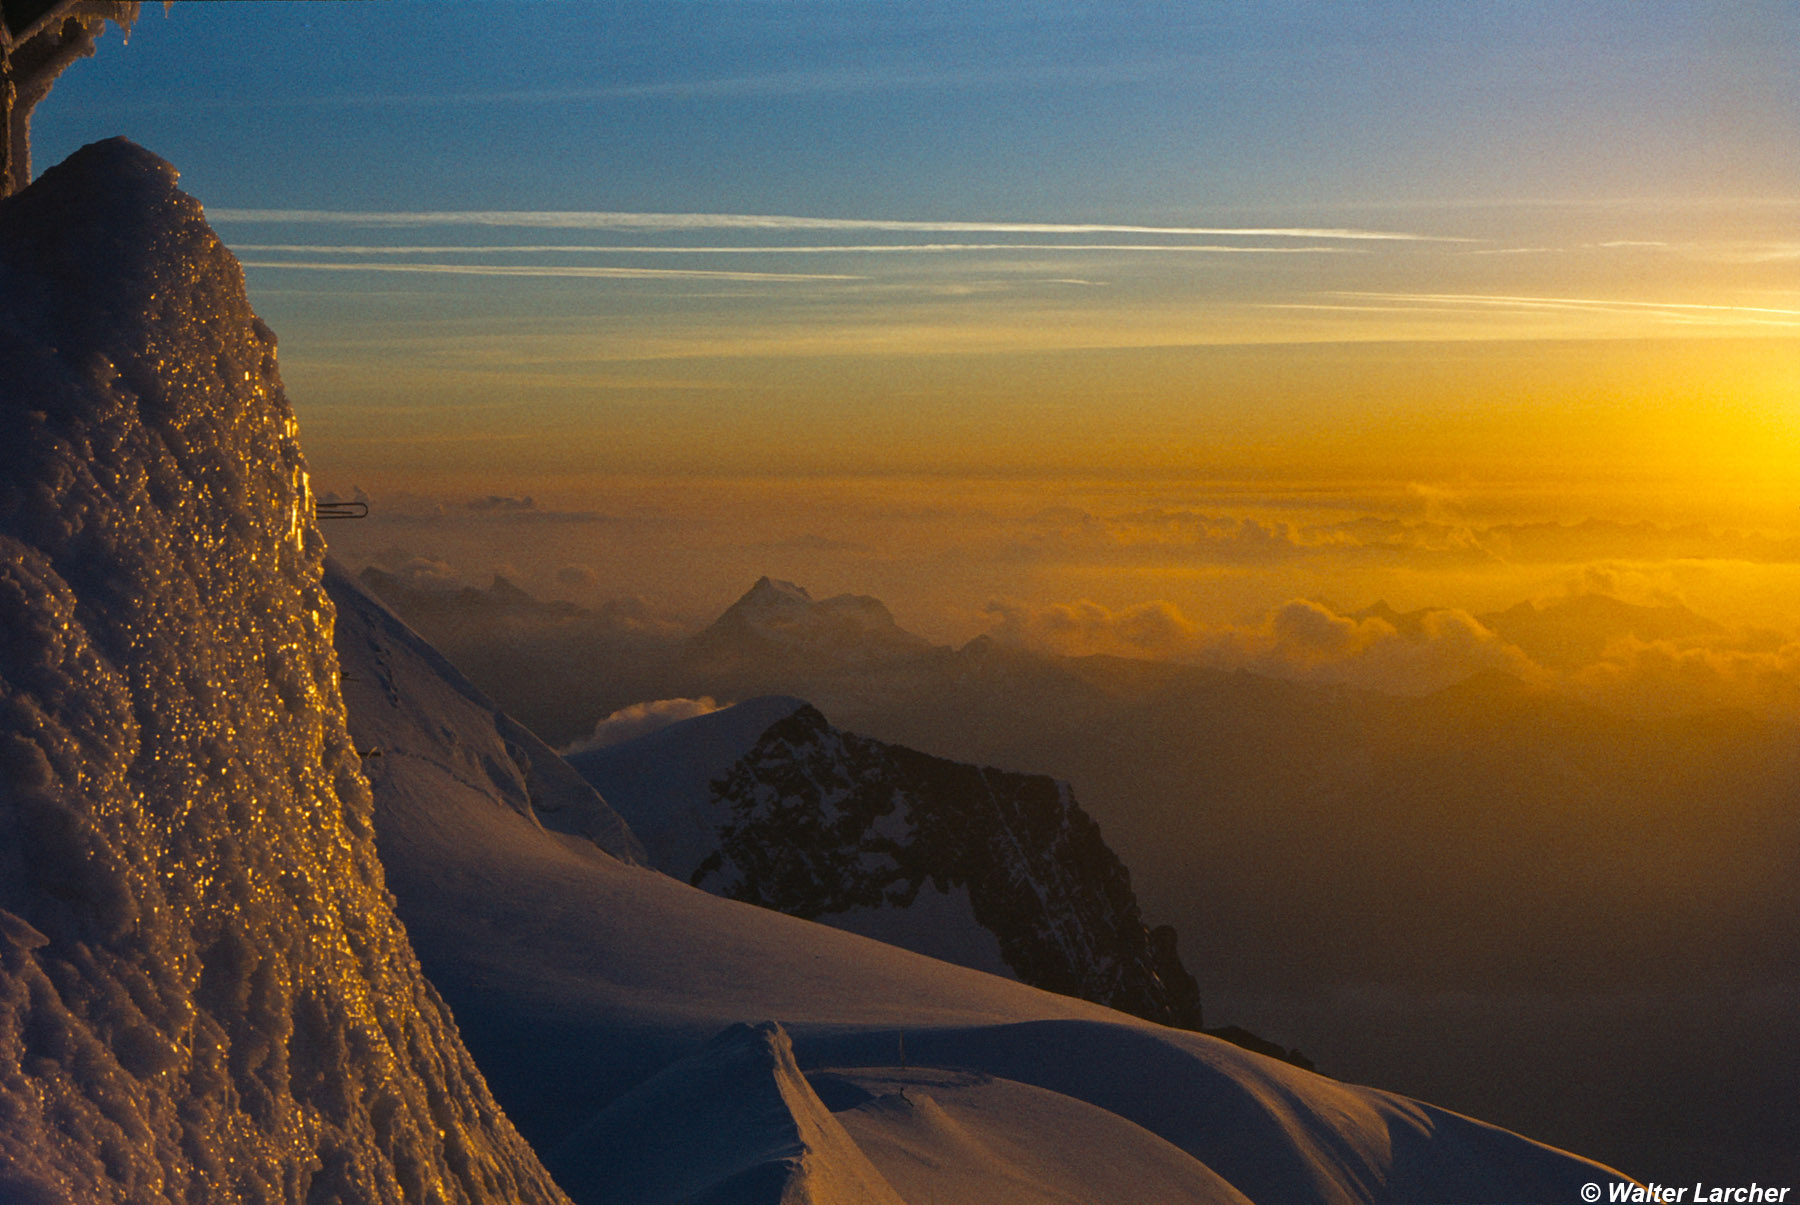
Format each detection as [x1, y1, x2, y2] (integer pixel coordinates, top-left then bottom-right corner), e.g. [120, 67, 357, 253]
[0, 139, 566, 1203]
[0, 0, 140, 196]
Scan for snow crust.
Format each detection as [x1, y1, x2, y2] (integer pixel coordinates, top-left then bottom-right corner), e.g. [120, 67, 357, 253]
[0, 139, 565, 1203]
[818, 1066, 1253, 1204]
[550, 1021, 906, 1205]
[335, 566, 1639, 1202]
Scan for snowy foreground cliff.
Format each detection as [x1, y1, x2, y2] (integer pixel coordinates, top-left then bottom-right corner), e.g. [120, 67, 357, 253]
[0, 141, 566, 1202]
[2, 138, 1639, 1203]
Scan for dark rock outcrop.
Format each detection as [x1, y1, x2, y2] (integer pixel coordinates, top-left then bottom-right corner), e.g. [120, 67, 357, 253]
[684, 704, 1204, 1030]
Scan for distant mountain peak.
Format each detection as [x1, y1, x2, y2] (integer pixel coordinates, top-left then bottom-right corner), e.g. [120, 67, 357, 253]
[489, 574, 537, 606]
[1479, 591, 1721, 671]
[742, 575, 814, 605]
[697, 577, 933, 662]
[358, 564, 585, 622]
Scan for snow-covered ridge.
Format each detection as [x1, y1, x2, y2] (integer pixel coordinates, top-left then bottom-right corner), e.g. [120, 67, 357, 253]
[335, 565, 1638, 1201]
[0, 139, 565, 1203]
[327, 561, 644, 866]
[548, 1021, 908, 1205]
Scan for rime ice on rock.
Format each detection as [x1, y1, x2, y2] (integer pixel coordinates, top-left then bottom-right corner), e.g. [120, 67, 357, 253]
[0, 140, 567, 1203]
[1, 1, 140, 196]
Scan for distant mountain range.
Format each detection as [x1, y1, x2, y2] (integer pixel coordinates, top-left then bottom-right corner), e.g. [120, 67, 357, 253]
[362, 568, 1800, 1184]
[328, 560, 1624, 1202]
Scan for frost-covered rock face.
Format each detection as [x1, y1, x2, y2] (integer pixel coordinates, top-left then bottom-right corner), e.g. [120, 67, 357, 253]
[0, 139, 567, 1204]
[578, 700, 1204, 1031]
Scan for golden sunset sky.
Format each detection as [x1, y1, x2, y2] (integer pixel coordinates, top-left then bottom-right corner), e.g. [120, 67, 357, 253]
[37, 2, 1800, 696]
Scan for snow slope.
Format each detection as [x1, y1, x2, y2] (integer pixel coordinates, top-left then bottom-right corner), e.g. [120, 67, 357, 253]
[572, 698, 1203, 1029]
[564, 694, 808, 877]
[818, 1066, 1253, 1205]
[327, 562, 642, 867]
[0, 140, 565, 1202]
[550, 1022, 907, 1205]
[331, 555, 1640, 1203]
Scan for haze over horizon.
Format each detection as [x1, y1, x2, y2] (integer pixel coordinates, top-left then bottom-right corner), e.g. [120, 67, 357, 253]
[35, 0, 1800, 704]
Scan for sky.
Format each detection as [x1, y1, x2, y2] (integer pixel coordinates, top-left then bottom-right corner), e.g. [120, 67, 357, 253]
[29, 0, 1800, 678]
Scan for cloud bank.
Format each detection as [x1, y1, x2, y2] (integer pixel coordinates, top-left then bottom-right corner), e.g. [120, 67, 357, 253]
[984, 597, 1532, 696]
[984, 589, 1800, 717]
[1002, 507, 1800, 570]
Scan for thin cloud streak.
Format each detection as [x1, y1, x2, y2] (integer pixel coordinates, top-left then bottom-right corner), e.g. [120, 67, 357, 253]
[1335, 291, 1800, 321]
[83, 59, 1187, 115]
[1595, 239, 1800, 264]
[237, 261, 862, 282]
[353, 59, 1182, 106]
[229, 242, 1362, 256]
[210, 209, 1460, 242]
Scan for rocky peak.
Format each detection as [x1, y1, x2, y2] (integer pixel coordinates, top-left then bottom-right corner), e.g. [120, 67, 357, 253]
[698, 577, 933, 664]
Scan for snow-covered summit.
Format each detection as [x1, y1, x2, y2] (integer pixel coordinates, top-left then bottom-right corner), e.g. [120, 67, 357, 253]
[563, 695, 807, 872]
[0, 139, 565, 1203]
[572, 697, 1206, 1030]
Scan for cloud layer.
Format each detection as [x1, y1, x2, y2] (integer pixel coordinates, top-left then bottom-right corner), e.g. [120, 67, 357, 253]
[1004, 507, 1800, 569]
[984, 591, 1800, 716]
[984, 596, 1532, 696]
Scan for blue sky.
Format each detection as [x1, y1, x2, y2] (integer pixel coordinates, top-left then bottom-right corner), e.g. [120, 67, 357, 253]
[22, 1, 1800, 636]
[38, 1, 1799, 218]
